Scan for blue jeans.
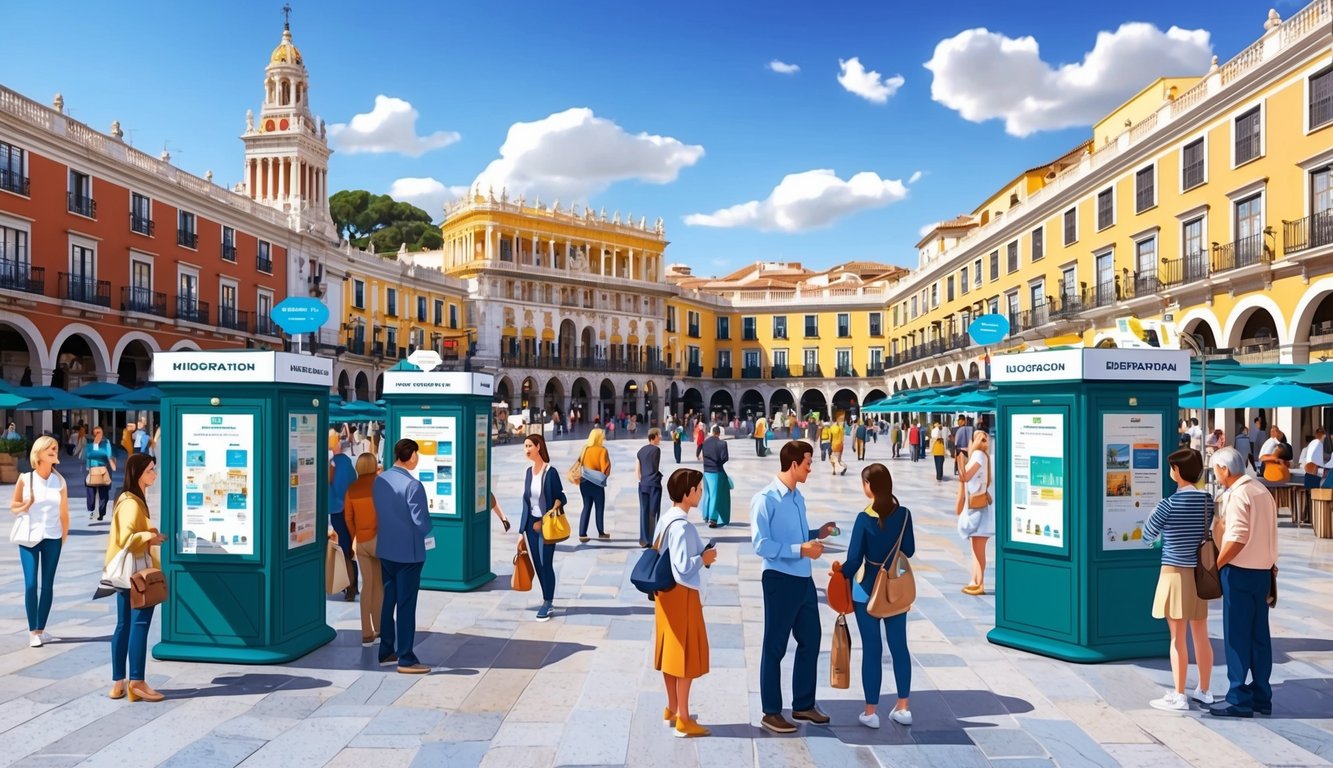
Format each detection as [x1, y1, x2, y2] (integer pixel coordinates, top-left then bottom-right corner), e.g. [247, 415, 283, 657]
[578, 482, 606, 537]
[111, 590, 155, 681]
[19, 538, 62, 631]
[1221, 565, 1273, 712]
[86, 483, 110, 519]
[853, 601, 911, 704]
[760, 571, 820, 714]
[525, 528, 557, 601]
[379, 559, 423, 666]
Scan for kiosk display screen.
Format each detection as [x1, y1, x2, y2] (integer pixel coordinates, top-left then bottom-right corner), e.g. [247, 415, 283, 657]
[400, 415, 458, 515]
[475, 413, 489, 515]
[179, 413, 256, 555]
[1010, 412, 1066, 548]
[288, 412, 319, 549]
[1101, 412, 1163, 551]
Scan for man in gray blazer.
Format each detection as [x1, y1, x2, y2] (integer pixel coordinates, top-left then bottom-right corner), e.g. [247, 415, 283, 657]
[372, 439, 433, 674]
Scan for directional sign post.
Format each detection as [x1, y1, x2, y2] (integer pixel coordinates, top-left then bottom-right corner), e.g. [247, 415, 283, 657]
[968, 314, 1010, 381]
[407, 350, 443, 371]
[272, 297, 331, 336]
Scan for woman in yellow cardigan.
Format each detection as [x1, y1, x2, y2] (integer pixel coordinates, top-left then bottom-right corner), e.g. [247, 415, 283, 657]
[577, 428, 612, 542]
[106, 454, 166, 702]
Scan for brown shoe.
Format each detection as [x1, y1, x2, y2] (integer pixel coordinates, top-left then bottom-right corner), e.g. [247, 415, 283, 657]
[397, 663, 431, 675]
[761, 713, 798, 734]
[597, 533, 611, 540]
[791, 707, 830, 724]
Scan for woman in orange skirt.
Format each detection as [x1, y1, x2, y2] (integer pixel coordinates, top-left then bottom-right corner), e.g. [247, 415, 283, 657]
[654, 468, 717, 737]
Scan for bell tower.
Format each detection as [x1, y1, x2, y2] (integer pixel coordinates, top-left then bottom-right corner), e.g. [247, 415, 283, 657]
[242, 5, 333, 238]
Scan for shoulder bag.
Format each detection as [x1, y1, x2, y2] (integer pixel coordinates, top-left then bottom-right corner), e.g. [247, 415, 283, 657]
[827, 560, 854, 615]
[567, 450, 584, 485]
[130, 567, 167, 609]
[512, 536, 534, 592]
[866, 510, 916, 618]
[630, 518, 686, 595]
[9, 473, 45, 547]
[968, 451, 993, 509]
[86, 461, 111, 488]
[542, 498, 571, 543]
[1194, 503, 1222, 600]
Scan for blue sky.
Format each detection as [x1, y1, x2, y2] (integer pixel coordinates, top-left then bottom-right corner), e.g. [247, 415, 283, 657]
[3, 0, 1296, 274]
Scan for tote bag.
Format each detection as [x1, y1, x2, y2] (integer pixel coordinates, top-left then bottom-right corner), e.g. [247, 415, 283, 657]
[867, 511, 916, 618]
[512, 537, 534, 592]
[9, 473, 44, 547]
[1194, 507, 1222, 601]
[829, 614, 851, 689]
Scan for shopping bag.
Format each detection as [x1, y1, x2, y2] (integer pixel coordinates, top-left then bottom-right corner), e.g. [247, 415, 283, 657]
[827, 561, 854, 615]
[512, 537, 535, 592]
[326, 540, 350, 594]
[830, 614, 851, 689]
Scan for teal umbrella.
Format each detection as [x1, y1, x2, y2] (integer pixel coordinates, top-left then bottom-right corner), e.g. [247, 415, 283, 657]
[1292, 362, 1333, 385]
[72, 381, 132, 399]
[1206, 377, 1333, 409]
[388, 359, 421, 372]
[0, 391, 29, 408]
[11, 386, 111, 411]
[109, 385, 163, 411]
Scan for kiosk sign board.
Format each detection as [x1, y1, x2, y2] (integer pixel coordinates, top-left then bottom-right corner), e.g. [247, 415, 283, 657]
[179, 413, 255, 555]
[399, 415, 459, 515]
[1010, 413, 1066, 549]
[1101, 412, 1164, 550]
[288, 412, 320, 549]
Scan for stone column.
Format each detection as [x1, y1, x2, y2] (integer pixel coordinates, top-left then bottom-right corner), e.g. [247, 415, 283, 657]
[485, 226, 494, 261]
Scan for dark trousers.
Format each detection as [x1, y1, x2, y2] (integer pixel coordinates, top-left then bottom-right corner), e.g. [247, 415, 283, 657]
[755, 437, 765, 456]
[111, 590, 154, 681]
[86, 483, 110, 519]
[330, 512, 359, 591]
[1221, 565, 1273, 712]
[578, 482, 607, 537]
[934, 455, 945, 480]
[760, 570, 821, 714]
[19, 538, 62, 631]
[379, 559, 423, 666]
[525, 528, 557, 601]
[638, 484, 662, 545]
[673, 441, 682, 463]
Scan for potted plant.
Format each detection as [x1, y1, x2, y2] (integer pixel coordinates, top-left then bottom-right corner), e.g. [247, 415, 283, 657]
[0, 436, 25, 484]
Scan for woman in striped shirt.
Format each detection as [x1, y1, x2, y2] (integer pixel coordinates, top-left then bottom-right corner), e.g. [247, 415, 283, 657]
[1142, 448, 1216, 712]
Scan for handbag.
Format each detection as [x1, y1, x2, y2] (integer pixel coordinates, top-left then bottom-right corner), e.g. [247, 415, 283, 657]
[325, 539, 350, 594]
[967, 451, 993, 509]
[86, 465, 111, 487]
[95, 540, 154, 599]
[130, 568, 167, 609]
[866, 511, 916, 618]
[1194, 506, 1222, 600]
[9, 473, 45, 548]
[630, 518, 685, 595]
[830, 614, 851, 689]
[542, 500, 571, 543]
[567, 451, 584, 484]
[512, 536, 534, 592]
[827, 561, 854, 615]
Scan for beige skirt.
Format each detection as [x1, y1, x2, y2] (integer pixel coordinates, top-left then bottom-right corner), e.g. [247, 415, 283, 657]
[1152, 565, 1209, 621]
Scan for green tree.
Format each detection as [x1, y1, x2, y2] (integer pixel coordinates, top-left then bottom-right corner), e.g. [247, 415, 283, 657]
[329, 189, 438, 253]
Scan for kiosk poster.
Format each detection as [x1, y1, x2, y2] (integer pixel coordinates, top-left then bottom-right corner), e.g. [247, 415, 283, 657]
[475, 414, 489, 515]
[287, 412, 319, 549]
[399, 415, 458, 515]
[179, 413, 255, 555]
[1102, 412, 1163, 551]
[1010, 412, 1066, 548]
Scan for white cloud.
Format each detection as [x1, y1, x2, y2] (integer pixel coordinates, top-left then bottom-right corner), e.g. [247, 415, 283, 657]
[329, 95, 461, 156]
[472, 108, 704, 201]
[924, 23, 1213, 137]
[768, 59, 800, 75]
[389, 177, 469, 218]
[918, 222, 939, 238]
[684, 169, 908, 233]
[837, 57, 905, 104]
[909, 170, 923, 184]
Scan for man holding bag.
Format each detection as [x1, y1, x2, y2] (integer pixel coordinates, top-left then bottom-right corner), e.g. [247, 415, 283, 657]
[372, 439, 432, 674]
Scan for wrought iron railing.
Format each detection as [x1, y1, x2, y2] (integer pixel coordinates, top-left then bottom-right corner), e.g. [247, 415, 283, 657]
[218, 306, 250, 332]
[1283, 211, 1333, 254]
[130, 213, 153, 235]
[59, 272, 110, 307]
[177, 230, 198, 249]
[0, 259, 42, 293]
[176, 296, 209, 324]
[1213, 233, 1268, 273]
[121, 286, 166, 316]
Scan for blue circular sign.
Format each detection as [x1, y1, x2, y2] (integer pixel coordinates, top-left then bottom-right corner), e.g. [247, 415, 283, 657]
[272, 297, 330, 334]
[968, 314, 1010, 346]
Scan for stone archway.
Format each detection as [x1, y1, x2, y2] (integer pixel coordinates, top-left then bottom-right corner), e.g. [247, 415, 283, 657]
[1296, 290, 1333, 362]
[800, 389, 828, 420]
[495, 375, 514, 406]
[114, 338, 155, 388]
[375, 373, 384, 401]
[832, 388, 859, 420]
[769, 388, 796, 416]
[520, 376, 539, 411]
[0, 319, 42, 388]
[355, 372, 370, 401]
[740, 388, 765, 420]
[968, 362, 980, 380]
[865, 388, 888, 406]
[571, 377, 591, 416]
[544, 377, 565, 414]
[558, 319, 578, 366]
[51, 332, 106, 390]
[337, 370, 350, 401]
[599, 378, 616, 422]
[709, 389, 734, 420]
[682, 387, 704, 417]
[1232, 307, 1281, 363]
[1180, 317, 1219, 352]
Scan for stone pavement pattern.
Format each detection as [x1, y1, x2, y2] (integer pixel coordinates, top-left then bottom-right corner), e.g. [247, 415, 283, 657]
[0, 435, 1331, 767]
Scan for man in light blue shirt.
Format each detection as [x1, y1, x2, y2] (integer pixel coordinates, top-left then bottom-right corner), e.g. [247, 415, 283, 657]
[751, 440, 835, 734]
[372, 439, 433, 674]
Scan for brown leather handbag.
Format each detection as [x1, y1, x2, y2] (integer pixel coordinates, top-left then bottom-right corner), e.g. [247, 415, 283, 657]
[512, 537, 534, 592]
[130, 568, 167, 609]
[866, 511, 916, 618]
[967, 451, 992, 509]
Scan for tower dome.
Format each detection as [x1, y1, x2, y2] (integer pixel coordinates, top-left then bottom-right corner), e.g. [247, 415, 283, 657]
[270, 28, 302, 66]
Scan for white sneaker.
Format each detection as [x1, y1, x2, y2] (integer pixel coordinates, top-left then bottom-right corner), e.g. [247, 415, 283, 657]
[1190, 687, 1215, 705]
[858, 712, 880, 729]
[889, 708, 912, 726]
[28, 634, 42, 648]
[1150, 691, 1189, 712]
[38, 632, 56, 643]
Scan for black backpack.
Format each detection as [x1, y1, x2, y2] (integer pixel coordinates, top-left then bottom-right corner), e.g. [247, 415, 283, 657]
[631, 519, 686, 596]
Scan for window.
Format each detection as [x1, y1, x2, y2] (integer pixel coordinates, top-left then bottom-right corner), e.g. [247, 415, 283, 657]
[1312, 67, 1333, 130]
[177, 210, 197, 248]
[221, 282, 237, 310]
[1006, 291, 1020, 322]
[1136, 237, 1157, 287]
[989, 251, 999, 281]
[929, 285, 939, 308]
[1095, 251, 1115, 304]
[961, 266, 970, 294]
[868, 347, 883, 372]
[0, 142, 28, 196]
[68, 170, 94, 217]
[803, 348, 819, 370]
[1315, 166, 1332, 215]
[742, 316, 757, 340]
[988, 297, 999, 315]
[1007, 241, 1019, 273]
[0, 225, 29, 280]
[1235, 194, 1264, 264]
[70, 243, 94, 281]
[716, 350, 731, 369]
[716, 316, 730, 340]
[1182, 138, 1205, 190]
[1182, 217, 1206, 280]
[499, 238, 512, 261]
[386, 287, 398, 317]
[804, 314, 818, 337]
[837, 313, 850, 337]
[687, 311, 700, 337]
[178, 270, 200, 321]
[131, 192, 152, 235]
[743, 350, 760, 371]
[772, 315, 787, 338]
[353, 279, 365, 308]
[973, 259, 982, 288]
[1029, 281, 1045, 311]
[417, 296, 427, 322]
[1031, 226, 1044, 261]
[1063, 207, 1077, 245]
[869, 311, 882, 336]
[220, 281, 239, 329]
[128, 259, 153, 313]
[910, 296, 918, 319]
[1061, 267, 1077, 303]
[1096, 188, 1114, 230]
[386, 327, 398, 353]
[773, 348, 788, 369]
[946, 276, 955, 302]
[222, 226, 236, 261]
[1135, 166, 1155, 213]
[1234, 107, 1262, 165]
[836, 349, 852, 375]
[257, 290, 274, 334]
[433, 299, 443, 325]
[449, 304, 458, 329]
[257, 240, 272, 273]
[667, 306, 677, 333]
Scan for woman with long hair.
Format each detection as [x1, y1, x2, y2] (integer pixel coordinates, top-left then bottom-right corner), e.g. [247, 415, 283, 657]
[84, 424, 117, 521]
[344, 452, 383, 645]
[521, 433, 567, 621]
[958, 431, 995, 595]
[11, 436, 69, 647]
[576, 428, 611, 543]
[842, 463, 915, 728]
[107, 453, 166, 701]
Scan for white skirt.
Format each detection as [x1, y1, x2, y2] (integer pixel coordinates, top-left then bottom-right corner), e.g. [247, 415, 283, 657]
[958, 504, 995, 539]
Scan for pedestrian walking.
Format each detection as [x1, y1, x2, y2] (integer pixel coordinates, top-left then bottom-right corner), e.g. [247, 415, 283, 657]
[930, 422, 947, 481]
[958, 431, 995, 595]
[576, 428, 611, 543]
[671, 420, 684, 464]
[372, 439, 433, 673]
[1209, 446, 1279, 718]
[132, 418, 151, 456]
[819, 421, 832, 462]
[488, 492, 511, 532]
[754, 416, 768, 457]
[11, 436, 69, 648]
[842, 463, 914, 728]
[521, 433, 566, 621]
[105, 454, 166, 702]
[637, 428, 664, 548]
[84, 424, 116, 521]
[694, 420, 706, 461]
[854, 419, 868, 461]
[655, 468, 717, 738]
[890, 422, 901, 459]
[329, 450, 359, 601]
[751, 440, 837, 734]
[701, 426, 730, 528]
[907, 422, 920, 462]
[953, 417, 974, 476]
[829, 414, 847, 475]
[344, 452, 383, 646]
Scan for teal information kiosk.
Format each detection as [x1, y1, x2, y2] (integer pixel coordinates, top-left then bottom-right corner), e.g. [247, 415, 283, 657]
[986, 348, 1190, 662]
[151, 350, 336, 663]
[380, 369, 496, 591]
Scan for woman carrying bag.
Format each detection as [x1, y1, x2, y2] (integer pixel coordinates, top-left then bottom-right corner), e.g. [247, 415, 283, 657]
[10, 436, 69, 648]
[576, 428, 611, 543]
[958, 431, 995, 595]
[522, 433, 567, 621]
[106, 454, 166, 702]
[842, 463, 915, 729]
[344, 452, 383, 646]
[84, 425, 116, 521]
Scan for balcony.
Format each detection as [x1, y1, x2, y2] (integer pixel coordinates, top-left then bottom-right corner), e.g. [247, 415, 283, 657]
[120, 286, 166, 317]
[866, 365, 885, 378]
[347, 338, 367, 356]
[1160, 252, 1210, 287]
[218, 306, 250, 332]
[256, 254, 273, 273]
[687, 325, 700, 338]
[741, 366, 763, 379]
[712, 366, 733, 379]
[1051, 292, 1088, 320]
[835, 366, 858, 378]
[1093, 280, 1119, 308]
[0, 259, 43, 293]
[0, 169, 29, 196]
[130, 213, 154, 236]
[770, 364, 791, 378]
[67, 192, 95, 218]
[176, 296, 209, 324]
[177, 230, 198, 249]
[372, 341, 386, 357]
[687, 363, 704, 378]
[1212, 233, 1269, 273]
[255, 315, 279, 337]
[1133, 271, 1160, 297]
[798, 364, 823, 378]
[1284, 211, 1333, 254]
[222, 244, 237, 262]
[59, 273, 110, 307]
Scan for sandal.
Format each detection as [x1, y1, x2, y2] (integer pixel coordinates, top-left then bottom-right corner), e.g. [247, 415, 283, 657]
[962, 584, 984, 595]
